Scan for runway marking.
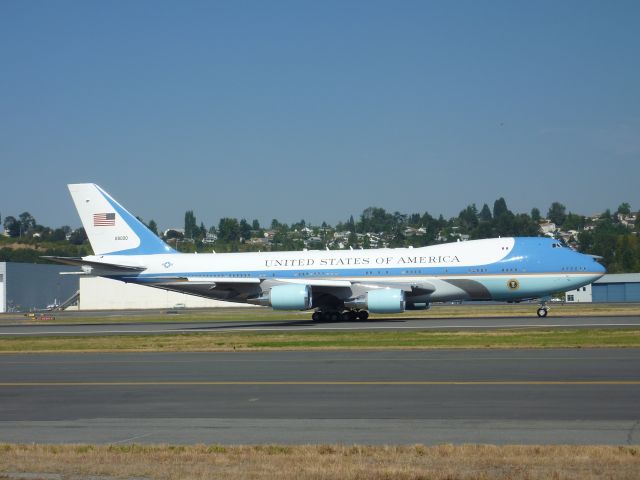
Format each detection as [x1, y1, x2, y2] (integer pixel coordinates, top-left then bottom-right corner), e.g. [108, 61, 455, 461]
[1, 380, 639, 386]
[111, 432, 153, 444]
[1, 322, 640, 336]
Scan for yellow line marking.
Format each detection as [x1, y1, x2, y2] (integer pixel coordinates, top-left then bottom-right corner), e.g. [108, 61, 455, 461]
[0, 380, 639, 386]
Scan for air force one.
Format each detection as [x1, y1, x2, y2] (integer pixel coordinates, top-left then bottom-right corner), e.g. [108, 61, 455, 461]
[47, 184, 605, 319]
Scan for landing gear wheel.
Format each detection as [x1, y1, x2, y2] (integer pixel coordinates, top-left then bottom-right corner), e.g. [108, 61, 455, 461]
[312, 312, 321, 322]
[357, 310, 369, 321]
[329, 312, 340, 322]
[342, 311, 357, 322]
[537, 308, 548, 318]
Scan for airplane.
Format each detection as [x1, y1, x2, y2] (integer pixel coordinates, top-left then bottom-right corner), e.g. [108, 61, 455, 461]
[46, 183, 606, 319]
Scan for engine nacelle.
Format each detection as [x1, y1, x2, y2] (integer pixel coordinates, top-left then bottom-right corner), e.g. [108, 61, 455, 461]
[249, 284, 312, 310]
[368, 288, 405, 313]
[406, 302, 430, 311]
[354, 288, 405, 313]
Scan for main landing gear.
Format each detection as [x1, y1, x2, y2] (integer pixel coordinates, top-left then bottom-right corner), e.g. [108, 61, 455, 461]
[312, 310, 369, 322]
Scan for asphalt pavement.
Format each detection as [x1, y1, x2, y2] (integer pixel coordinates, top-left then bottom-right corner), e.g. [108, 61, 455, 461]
[1, 349, 639, 444]
[1, 315, 640, 336]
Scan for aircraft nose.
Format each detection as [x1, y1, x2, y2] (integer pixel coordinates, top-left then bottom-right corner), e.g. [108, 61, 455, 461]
[583, 253, 606, 277]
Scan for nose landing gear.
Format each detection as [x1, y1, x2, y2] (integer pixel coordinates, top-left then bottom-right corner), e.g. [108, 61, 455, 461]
[536, 301, 549, 318]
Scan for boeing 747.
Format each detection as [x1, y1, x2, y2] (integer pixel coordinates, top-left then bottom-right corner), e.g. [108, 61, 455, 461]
[47, 184, 606, 319]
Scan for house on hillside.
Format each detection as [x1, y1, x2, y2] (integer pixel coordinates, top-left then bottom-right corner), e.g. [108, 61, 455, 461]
[539, 222, 556, 236]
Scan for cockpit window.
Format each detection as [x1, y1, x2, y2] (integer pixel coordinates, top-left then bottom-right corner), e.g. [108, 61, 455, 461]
[551, 243, 563, 248]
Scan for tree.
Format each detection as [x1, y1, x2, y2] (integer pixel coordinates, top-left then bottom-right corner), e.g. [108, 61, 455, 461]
[18, 212, 36, 236]
[68, 227, 88, 245]
[239, 219, 252, 241]
[348, 215, 356, 232]
[547, 202, 567, 226]
[512, 213, 540, 237]
[458, 204, 478, 231]
[3, 216, 20, 237]
[492, 198, 509, 218]
[471, 221, 494, 239]
[360, 207, 393, 233]
[347, 231, 358, 247]
[50, 228, 67, 242]
[184, 211, 197, 239]
[531, 208, 541, 222]
[164, 229, 184, 240]
[479, 204, 492, 222]
[617, 203, 631, 216]
[252, 219, 260, 230]
[493, 211, 517, 237]
[147, 220, 158, 236]
[564, 213, 585, 231]
[218, 218, 240, 242]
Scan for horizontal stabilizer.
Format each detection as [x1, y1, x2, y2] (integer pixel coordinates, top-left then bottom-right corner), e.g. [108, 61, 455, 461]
[42, 256, 147, 273]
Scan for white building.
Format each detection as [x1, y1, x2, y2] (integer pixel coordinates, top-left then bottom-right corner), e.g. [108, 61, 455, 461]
[565, 284, 592, 303]
[77, 277, 247, 310]
[539, 222, 556, 236]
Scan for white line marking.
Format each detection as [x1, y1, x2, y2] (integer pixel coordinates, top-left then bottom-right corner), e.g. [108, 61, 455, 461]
[110, 432, 153, 444]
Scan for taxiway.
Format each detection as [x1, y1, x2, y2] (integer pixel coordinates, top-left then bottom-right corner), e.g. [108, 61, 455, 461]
[1, 348, 638, 444]
[1, 315, 640, 336]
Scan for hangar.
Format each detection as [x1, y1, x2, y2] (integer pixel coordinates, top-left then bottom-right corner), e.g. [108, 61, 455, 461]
[565, 273, 640, 303]
[0, 262, 239, 312]
[0, 262, 79, 313]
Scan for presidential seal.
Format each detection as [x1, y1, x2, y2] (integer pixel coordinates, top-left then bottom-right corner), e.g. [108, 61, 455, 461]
[507, 279, 520, 290]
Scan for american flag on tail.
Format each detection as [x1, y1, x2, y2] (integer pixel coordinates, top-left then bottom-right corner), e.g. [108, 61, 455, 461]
[93, 212, 116, 226]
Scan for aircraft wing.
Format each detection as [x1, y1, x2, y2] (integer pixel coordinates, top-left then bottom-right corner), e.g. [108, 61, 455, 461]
[262, 278, 435, 292]
[352, 281, 436, 295]
[148, 276, 435, 299]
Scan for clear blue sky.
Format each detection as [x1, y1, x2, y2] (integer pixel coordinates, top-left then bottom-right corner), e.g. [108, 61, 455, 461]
[1, 0, 639, 231]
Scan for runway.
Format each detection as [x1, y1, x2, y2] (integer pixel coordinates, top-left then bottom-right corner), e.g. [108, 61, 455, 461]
[1, 349, 639, 444]
[1, 315, 640, 336]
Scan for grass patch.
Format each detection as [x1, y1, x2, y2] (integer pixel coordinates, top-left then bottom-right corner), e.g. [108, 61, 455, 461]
[0, 443, 639, 479]
[1, 328, 640, 353]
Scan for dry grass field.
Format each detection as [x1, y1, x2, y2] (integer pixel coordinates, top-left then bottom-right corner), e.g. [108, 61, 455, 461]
[1, 328, 639, 353]
[1, 444, 639, 480]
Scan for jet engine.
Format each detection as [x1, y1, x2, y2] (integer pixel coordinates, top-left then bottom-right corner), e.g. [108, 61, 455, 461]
[406, 302, 431, 310]
[248, 284, 312, 310]
[344, 288, 406, 313]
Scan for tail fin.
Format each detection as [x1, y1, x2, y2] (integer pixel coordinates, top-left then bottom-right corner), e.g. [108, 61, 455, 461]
[68, 183, 176, 256]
